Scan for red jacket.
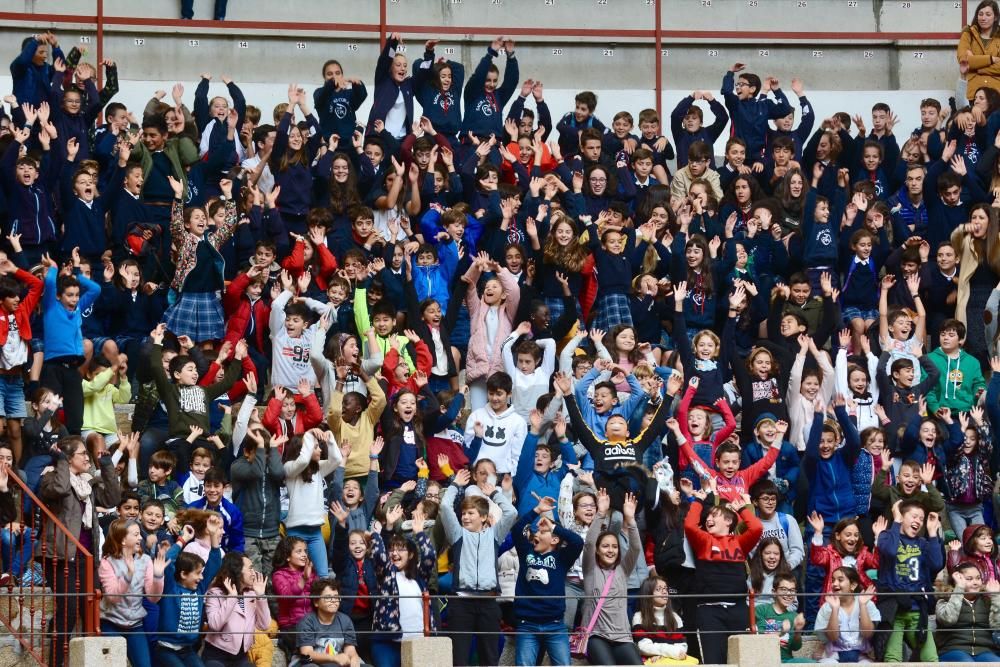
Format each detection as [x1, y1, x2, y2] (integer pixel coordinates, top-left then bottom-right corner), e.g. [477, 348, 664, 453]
[261, 393, 323, 438]
[382, 340, 433, 399]
[810, 542, 879, 593]
[281, 239, 338, 291]
[222, 272, 271, 351]
[0, 269, 43, 347]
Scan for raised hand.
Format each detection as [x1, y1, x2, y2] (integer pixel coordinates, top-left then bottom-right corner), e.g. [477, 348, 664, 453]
[596, 487, 611, 515]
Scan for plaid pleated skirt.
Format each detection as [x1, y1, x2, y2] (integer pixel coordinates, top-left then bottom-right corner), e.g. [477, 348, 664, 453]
[590, 293, 633, 331]
[163, 291, 225, 343]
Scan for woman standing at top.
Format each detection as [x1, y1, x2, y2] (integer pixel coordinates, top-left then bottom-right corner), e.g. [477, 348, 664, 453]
[958, 1, 1000, 101]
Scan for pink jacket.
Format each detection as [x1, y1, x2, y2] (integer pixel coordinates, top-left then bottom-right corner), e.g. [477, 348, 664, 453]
[204, 587, 272, 655]
[463, 265, 520, 382]
[272, 565, 317, 629]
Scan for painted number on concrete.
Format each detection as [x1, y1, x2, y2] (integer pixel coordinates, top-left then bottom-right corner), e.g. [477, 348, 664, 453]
[863, 50, 874, 58]
[598, 0, 608, 4]
[603, 49, 614, 56]
[913, 51, 924, 58]
[747, 0, 758, 6]
[847, 0, 857, 5]
[296, 42, 307, 49]
[707, 49, 719, 57]
[238, 41, 249, 48]
[79, 36, 91, 44]
[900, 1, 911, 6]
[812, 50, 823, 57]
[545, 0, 555, 4]
[134, 38, 144, 46]
[444, 47, 455, 54]
[797, 0, 806, 6]
[347, 44, 358, 51]
[552, 48, 563, 55]
[759, 49, 769, 56]
[701, 0, 711, 6]
[189, 39, 200, 47]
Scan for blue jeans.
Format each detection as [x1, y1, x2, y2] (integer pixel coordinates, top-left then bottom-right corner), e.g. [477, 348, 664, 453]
[946, 503, 985, 540]
[156, 644, 205, 667]
[0, 526, 32, 578]
[100, 620, 151, 667]
[515, 620, 570, 666]
[938, 650, 1000, 662]
[370, 639, 401, 667]
[285, 524, 329, 577]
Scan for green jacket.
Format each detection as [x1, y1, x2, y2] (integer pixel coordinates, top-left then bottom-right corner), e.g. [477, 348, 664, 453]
[783, 296, 824, 335]
[132, 135, 199, 201]
[926, 347, 986, 413]
[871, 468, 946, 521]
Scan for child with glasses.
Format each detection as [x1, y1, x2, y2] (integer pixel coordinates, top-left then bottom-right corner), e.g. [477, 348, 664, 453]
[755, 572, 809, 663]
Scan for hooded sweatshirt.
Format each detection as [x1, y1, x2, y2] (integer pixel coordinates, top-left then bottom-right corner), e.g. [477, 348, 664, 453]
[463, 403, 527, 474]
[926, 347, 985, 414]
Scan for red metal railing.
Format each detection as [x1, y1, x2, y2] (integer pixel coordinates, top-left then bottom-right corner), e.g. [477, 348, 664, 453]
[0, 0, 970, 120]
[0, 471, 99, 666]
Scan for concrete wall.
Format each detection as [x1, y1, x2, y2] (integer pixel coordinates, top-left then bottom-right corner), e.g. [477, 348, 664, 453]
[0, 0, 969, 155]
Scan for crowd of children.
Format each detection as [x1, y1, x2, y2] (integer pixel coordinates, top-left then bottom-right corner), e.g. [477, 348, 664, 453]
[4, 13, 1000, 666]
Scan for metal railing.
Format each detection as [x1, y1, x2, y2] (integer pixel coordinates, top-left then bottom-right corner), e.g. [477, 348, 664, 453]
[0, 471, 99, 666]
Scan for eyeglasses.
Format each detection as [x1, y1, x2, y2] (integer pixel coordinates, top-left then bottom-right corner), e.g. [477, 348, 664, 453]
[389, 545, 409, 553]
[735, 82, 749, 88]
[577, 503, 596, 510]
[589, 177, 607, 184]
[320, 595, 341, 603]
[775, 587, 797, 594]
[424, 493, 440, 500]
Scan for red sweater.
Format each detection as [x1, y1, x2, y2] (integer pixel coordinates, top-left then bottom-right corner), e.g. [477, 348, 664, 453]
[684, 500, 763, 597]
[680, 438, 779, 503]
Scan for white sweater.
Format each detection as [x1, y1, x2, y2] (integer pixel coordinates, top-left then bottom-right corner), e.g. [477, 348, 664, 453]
[282, 432, 342, 528]
[787, 351, 836, 451]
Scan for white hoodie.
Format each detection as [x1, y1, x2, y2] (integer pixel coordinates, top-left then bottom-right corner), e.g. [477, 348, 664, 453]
[463, 404, 527, 474]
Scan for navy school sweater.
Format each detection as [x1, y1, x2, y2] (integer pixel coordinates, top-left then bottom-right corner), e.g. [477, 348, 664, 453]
[801, 187, 846, 266]
[413, 54, 465, 138]
[462, 47, 519, 138]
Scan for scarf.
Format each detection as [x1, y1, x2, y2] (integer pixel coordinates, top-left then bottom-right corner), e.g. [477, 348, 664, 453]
[69, 470, 94, 530]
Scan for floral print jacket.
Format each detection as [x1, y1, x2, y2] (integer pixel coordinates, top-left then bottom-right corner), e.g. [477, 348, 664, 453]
[169, 198, 237, 293]
[371, 529, 436, 638]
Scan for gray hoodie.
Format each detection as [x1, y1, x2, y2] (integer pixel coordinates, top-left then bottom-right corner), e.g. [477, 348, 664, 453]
[440, 484, 517, 592]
